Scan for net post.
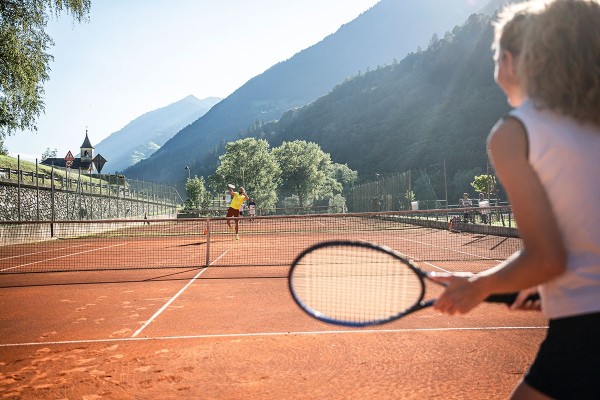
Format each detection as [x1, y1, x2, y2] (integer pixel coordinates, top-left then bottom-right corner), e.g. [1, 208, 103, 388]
[205, 218, 211, 267]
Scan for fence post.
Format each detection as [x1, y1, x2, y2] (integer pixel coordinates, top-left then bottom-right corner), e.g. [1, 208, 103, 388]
[51, 165, 55, 225]
[17, 155, 21, 221]
[36, 159, 40, 221]
[205, 218, 211, 267]
[99, 174, 103, 219]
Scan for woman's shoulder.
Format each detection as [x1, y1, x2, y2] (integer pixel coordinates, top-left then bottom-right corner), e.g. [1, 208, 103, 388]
[488, 115, 527, 153]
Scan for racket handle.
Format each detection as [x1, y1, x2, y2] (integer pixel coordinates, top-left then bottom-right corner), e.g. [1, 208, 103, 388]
[485, 292, 540, 305]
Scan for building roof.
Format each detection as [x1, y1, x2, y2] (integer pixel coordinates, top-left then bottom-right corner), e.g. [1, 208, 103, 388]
[80, 131, 94, 149]
[41, 158, 94, 171]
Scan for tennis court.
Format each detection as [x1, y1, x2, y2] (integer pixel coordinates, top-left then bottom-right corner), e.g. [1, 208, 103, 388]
[0, 212, 547, 399]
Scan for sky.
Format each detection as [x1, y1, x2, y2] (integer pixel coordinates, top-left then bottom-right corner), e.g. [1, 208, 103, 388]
[6, 0, 381, 162]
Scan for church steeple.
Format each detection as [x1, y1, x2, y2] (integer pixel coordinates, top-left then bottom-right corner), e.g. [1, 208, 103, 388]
[80, 128, 94, 162]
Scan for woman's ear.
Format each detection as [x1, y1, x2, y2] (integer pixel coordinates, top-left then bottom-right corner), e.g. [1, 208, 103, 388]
[503, 50, 519, 78]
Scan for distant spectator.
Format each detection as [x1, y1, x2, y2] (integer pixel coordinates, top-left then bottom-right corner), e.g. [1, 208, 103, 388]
[459, 192, 473, 207]
[478, 193, 490, 224]
[459, 193, 473, 222]
[248, 198, 256, 221]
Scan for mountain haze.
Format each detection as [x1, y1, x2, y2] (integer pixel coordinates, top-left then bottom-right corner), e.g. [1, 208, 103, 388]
[94, 96, 220, 173]
[124, 0, 492, 185]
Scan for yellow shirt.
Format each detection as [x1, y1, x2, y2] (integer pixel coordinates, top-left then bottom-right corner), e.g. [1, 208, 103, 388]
[229, 192, 246, 210]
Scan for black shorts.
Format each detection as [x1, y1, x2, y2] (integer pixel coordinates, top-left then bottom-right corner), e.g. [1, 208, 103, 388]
[525, 311, 600, 399]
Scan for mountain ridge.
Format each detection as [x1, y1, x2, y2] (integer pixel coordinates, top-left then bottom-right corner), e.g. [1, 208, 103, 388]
[94, 95, 221, 173]
[123, 0, 492, 185]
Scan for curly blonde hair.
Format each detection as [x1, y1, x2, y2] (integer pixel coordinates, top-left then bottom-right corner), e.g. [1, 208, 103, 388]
[492, 1, 541, 58]
[519, 0, 600, 127]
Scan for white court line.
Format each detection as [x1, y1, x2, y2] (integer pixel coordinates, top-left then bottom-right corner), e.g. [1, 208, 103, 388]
[130, 248, 231, 338]
[0, 243, 128, 272]
[421, 260, 452, 274]
[399, 236, 501, 261]
[0, 243, 91, 261]
[1, 325, 548, 348]
[404, 255, 497, 274]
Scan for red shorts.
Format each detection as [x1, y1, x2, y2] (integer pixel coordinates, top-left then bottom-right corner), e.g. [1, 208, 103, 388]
[226, 207, 240, 218]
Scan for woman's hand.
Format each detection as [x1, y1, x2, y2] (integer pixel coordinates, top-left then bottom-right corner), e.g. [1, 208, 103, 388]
[510, 286, 541, 311]
[430, 272, 489, 315]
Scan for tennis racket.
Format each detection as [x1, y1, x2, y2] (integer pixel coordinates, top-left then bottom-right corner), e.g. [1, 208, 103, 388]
[288, 240, 539, 327]
[227, 183, 235, 189]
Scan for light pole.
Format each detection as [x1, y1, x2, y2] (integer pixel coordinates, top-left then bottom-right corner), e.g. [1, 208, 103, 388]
[184, 166, 190, 180]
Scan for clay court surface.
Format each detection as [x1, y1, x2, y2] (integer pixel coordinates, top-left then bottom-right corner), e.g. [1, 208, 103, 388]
[0, 218, 547, 399]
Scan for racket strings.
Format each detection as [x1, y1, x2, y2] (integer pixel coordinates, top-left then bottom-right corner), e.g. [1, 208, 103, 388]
[292, 245, 423, 324]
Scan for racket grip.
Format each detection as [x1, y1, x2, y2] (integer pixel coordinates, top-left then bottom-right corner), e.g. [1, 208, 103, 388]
[485, 292, 540, 305]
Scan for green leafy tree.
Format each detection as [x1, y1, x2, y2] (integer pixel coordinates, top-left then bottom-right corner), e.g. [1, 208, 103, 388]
[328, 193, 347, 213]
[41, 147, 57, 161]
[329, 163, 358, 190]
[209, 138, 280, 209]
[273, 140, 342, 208]
[471, 174, 497, 197]
[0, 138, 7, 155]
[185, 175, 208, 210]
[1, 0, 91, 138]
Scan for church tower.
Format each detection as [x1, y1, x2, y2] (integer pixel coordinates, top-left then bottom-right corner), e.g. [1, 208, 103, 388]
[80, 128, 94, 163]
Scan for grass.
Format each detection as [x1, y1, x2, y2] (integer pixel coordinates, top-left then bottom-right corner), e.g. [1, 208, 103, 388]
[0, 155, 54, 174]
[0, 154, 106, 187]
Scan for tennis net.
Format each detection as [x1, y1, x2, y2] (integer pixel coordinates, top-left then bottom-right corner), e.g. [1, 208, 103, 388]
[0, 208, 520, 274]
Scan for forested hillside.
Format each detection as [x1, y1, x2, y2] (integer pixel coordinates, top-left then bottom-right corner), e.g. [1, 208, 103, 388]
[247, 14, 510, 202]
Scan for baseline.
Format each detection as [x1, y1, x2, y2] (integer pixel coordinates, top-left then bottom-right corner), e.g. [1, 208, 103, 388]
[0, 325, 548, 348]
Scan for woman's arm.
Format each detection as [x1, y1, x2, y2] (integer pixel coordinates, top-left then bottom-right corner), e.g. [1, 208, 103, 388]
[433, 118, 566, 314]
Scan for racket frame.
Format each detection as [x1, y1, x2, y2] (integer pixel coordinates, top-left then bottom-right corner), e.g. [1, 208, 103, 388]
[288, 240, 431, 327]
[288, 240, 537, 327]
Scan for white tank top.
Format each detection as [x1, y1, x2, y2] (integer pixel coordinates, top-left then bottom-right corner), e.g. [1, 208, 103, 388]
[510, 100, 600, 319]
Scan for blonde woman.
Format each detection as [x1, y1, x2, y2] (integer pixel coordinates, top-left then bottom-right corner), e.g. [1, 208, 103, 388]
[433, 1, 600, 399]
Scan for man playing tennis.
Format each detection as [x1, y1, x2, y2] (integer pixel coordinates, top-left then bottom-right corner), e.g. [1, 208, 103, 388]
[226, 185, 248, 240]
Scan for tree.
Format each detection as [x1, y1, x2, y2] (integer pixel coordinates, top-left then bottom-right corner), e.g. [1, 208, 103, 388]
[329, 163, 358, 190]
[471, 174, 497, 198]
[0, 138, 7, 155]
[41, 147, 57, 161]
[0, 0, 91, 139]
[428, 32, 439, 50]
[185, 175, 208, 210]
[272, 140, 342, 208]
[328, 194, 347, 213]
[209, 138, 280, 210]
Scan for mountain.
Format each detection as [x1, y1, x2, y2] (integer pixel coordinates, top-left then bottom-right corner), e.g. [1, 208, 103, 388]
[123, 0, 492, 185]
[253, 13, 509, 202]
[94, 95, 221, 173]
